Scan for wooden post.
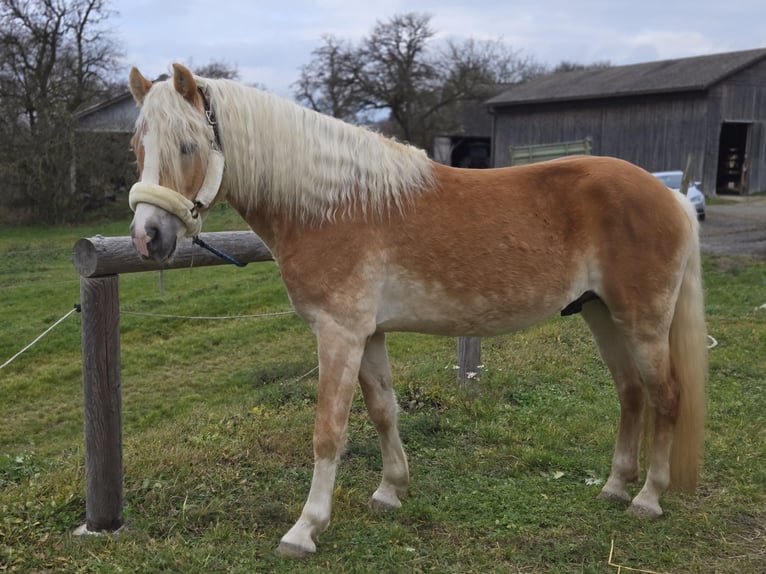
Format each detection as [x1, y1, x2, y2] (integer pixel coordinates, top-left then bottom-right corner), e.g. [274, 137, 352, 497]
[680, 153, 694, 197]
[77, 274, 123, 533]
[72, 231, 273, 535]
[457, 336, 482, 393]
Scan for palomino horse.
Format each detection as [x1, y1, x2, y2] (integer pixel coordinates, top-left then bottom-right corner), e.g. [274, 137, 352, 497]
[127, 64, 707, 558]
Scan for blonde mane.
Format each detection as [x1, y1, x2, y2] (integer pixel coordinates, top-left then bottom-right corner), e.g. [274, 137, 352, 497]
[199, 78, 435, 220]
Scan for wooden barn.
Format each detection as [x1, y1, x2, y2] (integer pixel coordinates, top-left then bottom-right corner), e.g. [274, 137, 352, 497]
[432, 95, 500, 168]
[487, 48, 766, 195]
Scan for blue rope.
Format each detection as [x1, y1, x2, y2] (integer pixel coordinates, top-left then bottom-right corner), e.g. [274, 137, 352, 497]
[192, 236, 247, 267]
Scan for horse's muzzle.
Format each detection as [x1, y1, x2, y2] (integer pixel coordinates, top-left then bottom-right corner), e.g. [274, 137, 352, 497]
[131, 222, 177, 262]
[130, 202, 183, 262]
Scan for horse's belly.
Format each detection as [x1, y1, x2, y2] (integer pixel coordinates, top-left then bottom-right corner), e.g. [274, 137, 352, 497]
[374, 276, 570, 336]
[375, 310, 548, 336]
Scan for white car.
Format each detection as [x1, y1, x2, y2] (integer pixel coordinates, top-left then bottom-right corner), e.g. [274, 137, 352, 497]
[652, 171, 706, 221]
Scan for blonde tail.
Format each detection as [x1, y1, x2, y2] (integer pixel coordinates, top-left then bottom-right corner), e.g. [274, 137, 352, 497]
[669, 209, 707, 491]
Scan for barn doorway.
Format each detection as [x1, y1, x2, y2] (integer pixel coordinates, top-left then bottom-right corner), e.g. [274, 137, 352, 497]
[716, 122, 751, 195]
[450, 137, 491, 168]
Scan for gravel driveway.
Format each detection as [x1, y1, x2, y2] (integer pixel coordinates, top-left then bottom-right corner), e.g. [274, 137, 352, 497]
[700, 196, 766, 258]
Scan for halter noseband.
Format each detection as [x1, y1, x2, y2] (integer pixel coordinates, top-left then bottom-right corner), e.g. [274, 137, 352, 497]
[128, 85, 224, 236]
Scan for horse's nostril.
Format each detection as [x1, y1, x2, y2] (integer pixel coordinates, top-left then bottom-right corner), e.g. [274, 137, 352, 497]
[145, 224, 158, 243]
[131, 204, 182, 262]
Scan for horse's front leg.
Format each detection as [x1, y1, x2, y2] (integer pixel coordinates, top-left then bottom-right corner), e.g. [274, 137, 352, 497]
[277, 320, 367, 558]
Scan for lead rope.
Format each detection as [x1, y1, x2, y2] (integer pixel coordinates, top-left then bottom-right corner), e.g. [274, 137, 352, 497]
[192, 236, 247, 267]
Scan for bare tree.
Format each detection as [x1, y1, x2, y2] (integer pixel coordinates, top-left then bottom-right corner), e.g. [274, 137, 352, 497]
[0, 0, 121, 222]
[412, 37, 546, 146]
[354, 13, 440, 143]
[294, 35, 361, 122]
[294, 13, 545, 149]
[439, 37, 546, 98]
[193, 60, 240, 80]
[552, 60, 612, 73]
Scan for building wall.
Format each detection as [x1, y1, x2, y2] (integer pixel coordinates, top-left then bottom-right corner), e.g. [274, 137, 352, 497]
[77, 96, 138, 132]
[708, 59, 766, 193]
[492, 61, 766, 194]
[492, 93, 710, 184]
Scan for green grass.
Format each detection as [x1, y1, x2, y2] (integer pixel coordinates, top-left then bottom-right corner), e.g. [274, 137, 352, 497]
[1, 212, 764, 573]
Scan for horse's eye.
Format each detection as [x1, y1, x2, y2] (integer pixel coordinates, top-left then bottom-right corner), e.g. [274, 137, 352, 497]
[180, 142, 197, 155]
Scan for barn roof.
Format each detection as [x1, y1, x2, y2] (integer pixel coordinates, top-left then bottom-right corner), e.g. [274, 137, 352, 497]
[487, 48, 766, 107]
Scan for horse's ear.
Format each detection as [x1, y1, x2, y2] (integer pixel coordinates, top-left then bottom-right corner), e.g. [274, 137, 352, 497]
[172, 63, 197, 103]
[129, 67, 152, 105]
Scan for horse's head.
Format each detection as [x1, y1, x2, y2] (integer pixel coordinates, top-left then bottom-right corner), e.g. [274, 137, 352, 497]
[128, 63, 224, 261]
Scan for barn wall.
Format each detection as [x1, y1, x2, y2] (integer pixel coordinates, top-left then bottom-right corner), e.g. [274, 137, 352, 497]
[77, 97, 138, 132]
[748, 123, 766, 193]
[491, 56, 766, 195]
[492, 93, 709, 183]
[702, 86, 724, 194]
[492, 103, 601, 167]
[600, 95, 708, 176]
[712, 60, 766, 193]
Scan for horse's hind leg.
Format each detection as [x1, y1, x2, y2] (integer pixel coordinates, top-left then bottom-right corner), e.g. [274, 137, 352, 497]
[358, 332, 409, 510]
[581, 301, 645, 504]
[586, 298, 679, 517]
[624, 336, 677, 517]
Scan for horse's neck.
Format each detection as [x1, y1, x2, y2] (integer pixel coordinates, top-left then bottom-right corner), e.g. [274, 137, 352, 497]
[227, 197, 283, 258]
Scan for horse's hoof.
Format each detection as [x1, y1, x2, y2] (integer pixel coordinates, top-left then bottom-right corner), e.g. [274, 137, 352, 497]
[597, 488, 631, 505]
[277, 540, 315, 559]
[369, 494, 401, 512]
[369, 485, 404, 512]
[627, 501, 663, 518]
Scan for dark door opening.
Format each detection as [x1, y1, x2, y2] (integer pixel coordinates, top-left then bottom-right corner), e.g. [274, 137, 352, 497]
[716, 122, 751, 195]
[450, 137, 491, 168]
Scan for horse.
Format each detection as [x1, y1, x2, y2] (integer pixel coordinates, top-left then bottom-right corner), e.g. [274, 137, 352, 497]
[127, 63, 707, 558]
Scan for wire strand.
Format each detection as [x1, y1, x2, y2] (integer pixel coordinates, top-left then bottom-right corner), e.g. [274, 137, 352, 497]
[120, 310, 294, 320]
[294, 365, 319, 382]
[1, 307, 79, 370]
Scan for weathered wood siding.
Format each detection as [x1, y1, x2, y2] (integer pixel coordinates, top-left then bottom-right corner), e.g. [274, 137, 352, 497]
[491, 59, 766, 194]
[708, 58, 766, 193]
[77, 96, 138, 133]
[492, 93, 709, 182]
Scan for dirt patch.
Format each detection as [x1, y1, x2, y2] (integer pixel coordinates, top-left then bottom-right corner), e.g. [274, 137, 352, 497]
[700, 197, 766, 259]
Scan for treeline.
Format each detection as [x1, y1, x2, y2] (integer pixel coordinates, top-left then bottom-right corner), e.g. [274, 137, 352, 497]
[0, 0, 122, 223]
[0, 4, 606, 224]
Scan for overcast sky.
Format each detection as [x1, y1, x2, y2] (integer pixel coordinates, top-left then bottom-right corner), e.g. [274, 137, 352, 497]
[111, 0, 766, 98]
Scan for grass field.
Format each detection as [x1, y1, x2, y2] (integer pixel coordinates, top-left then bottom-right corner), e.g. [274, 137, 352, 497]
[1, 205, 764, 573]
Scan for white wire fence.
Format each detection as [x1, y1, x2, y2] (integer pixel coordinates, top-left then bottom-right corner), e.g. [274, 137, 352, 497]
[0, 305, 296, 371]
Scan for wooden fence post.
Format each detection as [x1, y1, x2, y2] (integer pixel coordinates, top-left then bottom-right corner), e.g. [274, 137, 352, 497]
[76, 274, 123, 533]
[681, 153, 694, 197]
[72, 231, 274, 534]
[457, 336, 482, 393]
